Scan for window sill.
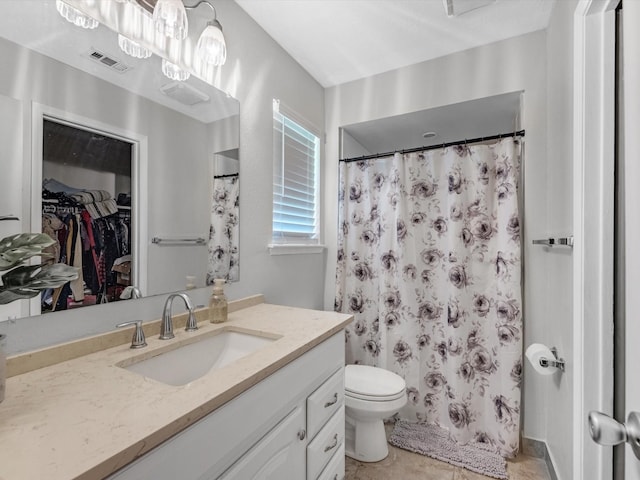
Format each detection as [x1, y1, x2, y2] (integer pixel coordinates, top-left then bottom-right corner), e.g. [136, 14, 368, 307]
[267, 244, 326, 256]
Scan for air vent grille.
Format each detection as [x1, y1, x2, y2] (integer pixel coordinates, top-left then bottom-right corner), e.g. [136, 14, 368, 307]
[86, 48, 131, 73]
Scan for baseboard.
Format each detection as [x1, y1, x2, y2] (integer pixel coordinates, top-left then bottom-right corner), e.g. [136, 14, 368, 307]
[521, 437, 558, 480]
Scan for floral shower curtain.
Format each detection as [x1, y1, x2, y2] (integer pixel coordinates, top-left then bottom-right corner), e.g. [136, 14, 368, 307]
[335, 137, 522, 457]
[207, 174, 239, 283]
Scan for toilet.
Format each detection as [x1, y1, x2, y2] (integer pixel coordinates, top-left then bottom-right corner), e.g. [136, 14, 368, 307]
[344, 364, 407, 462]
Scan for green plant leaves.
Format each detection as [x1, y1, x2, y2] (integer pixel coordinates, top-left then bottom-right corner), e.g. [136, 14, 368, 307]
[0, 263, 78, 305]
[0, 233, 78, 304]
[0, 233, 55, 271]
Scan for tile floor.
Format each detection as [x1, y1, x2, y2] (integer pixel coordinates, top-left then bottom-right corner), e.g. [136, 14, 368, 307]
[345, 427, 551, 480]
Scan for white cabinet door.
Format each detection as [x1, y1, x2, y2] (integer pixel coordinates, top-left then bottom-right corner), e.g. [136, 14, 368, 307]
[218, 405, 306, 480]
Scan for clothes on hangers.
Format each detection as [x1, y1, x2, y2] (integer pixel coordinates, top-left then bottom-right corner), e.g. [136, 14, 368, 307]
[41, 179, 132, 309]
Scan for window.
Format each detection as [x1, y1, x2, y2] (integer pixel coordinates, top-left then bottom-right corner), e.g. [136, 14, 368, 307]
[272, 99, 320, 246]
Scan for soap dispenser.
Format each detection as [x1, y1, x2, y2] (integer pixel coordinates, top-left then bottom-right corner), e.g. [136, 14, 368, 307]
[209, 278, 228, 323]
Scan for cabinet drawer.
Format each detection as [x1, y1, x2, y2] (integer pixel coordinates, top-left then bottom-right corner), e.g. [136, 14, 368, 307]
[316, 443, 345, 480]
[306, 407, 345, 480]
[307, 367, 344, 440]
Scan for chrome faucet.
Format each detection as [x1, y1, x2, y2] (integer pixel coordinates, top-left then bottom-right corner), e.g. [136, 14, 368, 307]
[130, 286, 142, 299]
[160, 293, 197, 340]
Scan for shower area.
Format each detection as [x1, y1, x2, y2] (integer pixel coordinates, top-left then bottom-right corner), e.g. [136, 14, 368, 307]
[335, 92, 525, 460]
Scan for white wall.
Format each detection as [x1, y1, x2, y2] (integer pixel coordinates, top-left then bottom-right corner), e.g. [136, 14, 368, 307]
[323, 27, 552, 458]
[206, 0, 326, 310]
[543, 1, 579, 479]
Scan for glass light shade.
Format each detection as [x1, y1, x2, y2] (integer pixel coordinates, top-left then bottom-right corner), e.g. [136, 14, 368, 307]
[153, 0, 188, 40]
[196, 21, 227, 66]
[56, 0, 99, 29]
[118, 34, 152, 59]
[161, 59, 190, 81]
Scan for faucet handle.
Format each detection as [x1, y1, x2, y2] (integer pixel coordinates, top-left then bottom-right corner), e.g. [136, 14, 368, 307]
[116, 320, 147, 349]
[185, 310, 198, 332]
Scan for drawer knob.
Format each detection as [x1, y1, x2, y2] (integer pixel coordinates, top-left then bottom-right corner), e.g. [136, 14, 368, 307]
[324, 393, 338, 408]
[297, 429, 306, 441]
[324, 433, 338, 452]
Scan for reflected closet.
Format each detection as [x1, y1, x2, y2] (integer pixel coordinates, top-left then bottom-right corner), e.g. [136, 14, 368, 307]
[41, 119, 133, 312]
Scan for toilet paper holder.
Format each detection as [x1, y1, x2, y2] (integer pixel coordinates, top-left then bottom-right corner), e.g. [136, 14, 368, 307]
[539, 347, 565, 372]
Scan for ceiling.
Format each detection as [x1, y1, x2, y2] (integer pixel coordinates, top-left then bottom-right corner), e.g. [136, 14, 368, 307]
[342, 92, 522, 158]
[234, 0, 556, 87]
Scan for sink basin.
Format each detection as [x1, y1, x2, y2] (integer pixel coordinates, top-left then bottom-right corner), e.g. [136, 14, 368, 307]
[118, 329, 278, 386]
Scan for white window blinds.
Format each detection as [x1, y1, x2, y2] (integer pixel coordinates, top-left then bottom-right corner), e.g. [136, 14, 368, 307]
[272, 100, 320, 243]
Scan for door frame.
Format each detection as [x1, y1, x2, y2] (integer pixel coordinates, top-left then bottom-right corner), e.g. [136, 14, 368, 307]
[30, 102, 149, 314]
[573, 0, 618, 479]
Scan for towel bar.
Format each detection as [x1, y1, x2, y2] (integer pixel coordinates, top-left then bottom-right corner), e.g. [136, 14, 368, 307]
[151, 237, 206, 245]
[532, 236, 573, 247]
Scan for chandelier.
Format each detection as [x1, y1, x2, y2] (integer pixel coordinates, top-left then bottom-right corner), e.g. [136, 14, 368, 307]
[55, 0, 227, 83]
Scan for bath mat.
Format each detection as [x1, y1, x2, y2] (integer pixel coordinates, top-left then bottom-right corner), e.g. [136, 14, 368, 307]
[389, 420, 508, 479]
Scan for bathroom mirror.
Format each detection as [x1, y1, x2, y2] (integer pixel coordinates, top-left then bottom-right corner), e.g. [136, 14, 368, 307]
[0, 1, 240, 321]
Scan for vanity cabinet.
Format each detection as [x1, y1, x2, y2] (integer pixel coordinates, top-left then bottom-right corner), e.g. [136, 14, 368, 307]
[108, 331, 345, 480]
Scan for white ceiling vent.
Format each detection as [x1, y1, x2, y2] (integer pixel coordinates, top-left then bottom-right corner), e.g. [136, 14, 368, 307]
[160, 82, 210, 106]
[86, 48, 131, 73]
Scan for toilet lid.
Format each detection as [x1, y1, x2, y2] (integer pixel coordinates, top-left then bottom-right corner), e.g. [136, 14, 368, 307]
[345, 365, 406, 399]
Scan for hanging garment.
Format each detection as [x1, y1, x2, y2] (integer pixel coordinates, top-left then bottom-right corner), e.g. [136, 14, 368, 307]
[81, 210, 101, 293]
[71, 190, 118, 219]
[42, 213, 63, 265]
[65, 214, 84, 302]
[335, 137, 523, 458]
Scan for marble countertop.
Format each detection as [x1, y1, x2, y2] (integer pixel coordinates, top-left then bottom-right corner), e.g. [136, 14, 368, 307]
[0, 300, 352, 480]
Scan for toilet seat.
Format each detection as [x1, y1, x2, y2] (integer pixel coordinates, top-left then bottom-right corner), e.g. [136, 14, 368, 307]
[346, 389, 405, 402]
[345, 365, 405, 401]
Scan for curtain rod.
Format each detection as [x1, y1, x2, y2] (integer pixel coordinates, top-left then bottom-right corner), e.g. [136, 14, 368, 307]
[339, 129, 525, 163]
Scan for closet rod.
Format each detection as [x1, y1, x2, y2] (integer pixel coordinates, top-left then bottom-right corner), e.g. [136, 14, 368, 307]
[340, 129, 525, 163]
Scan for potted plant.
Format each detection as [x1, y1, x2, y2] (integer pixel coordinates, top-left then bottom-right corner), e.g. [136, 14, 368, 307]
[0, 232, 78, 402]
[0, 233, 78, 304]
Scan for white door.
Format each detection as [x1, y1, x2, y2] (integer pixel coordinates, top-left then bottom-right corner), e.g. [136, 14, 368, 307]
[622, 1, 640, 478]
[589, 2, 640, 479]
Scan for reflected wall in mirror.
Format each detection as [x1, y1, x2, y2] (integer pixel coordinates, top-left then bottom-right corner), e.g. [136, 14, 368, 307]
[0, 1, 240, 323]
